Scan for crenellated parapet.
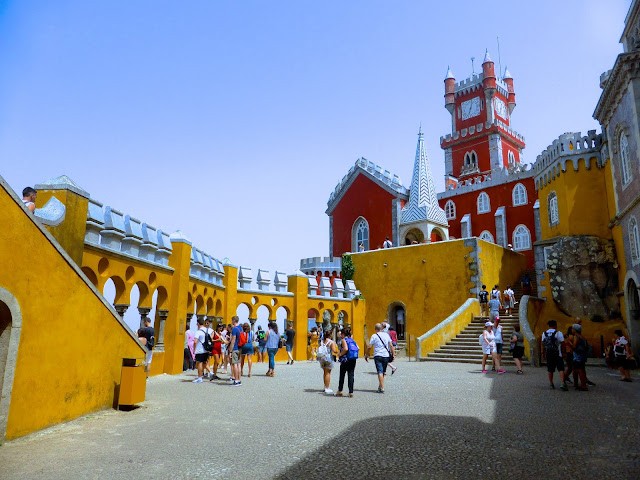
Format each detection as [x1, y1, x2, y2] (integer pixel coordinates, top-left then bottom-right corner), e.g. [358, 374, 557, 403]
[532, 130, 603, 191]
[190, 246, 225, 286]
[326, 157, 407, 214]
[299, 256, 342, 274]
[85, 199, 173, 269]
[440, 118, 525, 148]
[452, 72, 510, 100]
[437, 165, 534, 200]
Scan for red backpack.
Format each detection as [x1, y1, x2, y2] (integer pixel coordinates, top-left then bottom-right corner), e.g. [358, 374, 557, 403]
[238, 331, 248, 347]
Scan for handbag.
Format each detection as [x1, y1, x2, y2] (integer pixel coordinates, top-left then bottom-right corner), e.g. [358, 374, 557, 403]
[377, 333, 394, 361]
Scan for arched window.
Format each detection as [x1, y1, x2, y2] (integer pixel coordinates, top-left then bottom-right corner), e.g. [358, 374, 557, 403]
[512, 225, 531, 251]
[352, 217, 369, 252]
[464, 151, 478, 167]
[548, 191, 559, 227]
[477, 192, 490, 214]
[620, 132, 632, 185]
[629, 217, 640, 263]
[480, 231, 494, 243]
[512, 183, 527, 206]
[508, 150, 516, 167]
[445, 200, 456, 220]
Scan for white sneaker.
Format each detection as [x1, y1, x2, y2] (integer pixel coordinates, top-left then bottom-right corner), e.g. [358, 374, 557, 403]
[324, 388, 334, 394]
[192, 378, 203, 383]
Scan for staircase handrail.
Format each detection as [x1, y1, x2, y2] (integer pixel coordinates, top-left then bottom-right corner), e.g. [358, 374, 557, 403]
[518, 295, 540, 367]
[415, 298, 480, 360]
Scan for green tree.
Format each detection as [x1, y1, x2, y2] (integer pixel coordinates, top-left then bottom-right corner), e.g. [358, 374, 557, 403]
[341, 253, 355, 280]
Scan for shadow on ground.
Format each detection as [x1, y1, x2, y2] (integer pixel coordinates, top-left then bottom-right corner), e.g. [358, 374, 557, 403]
[275, 412, 639, 479]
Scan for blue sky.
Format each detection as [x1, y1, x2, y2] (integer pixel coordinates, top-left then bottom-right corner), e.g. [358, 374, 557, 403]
[0, 0, 631, 329]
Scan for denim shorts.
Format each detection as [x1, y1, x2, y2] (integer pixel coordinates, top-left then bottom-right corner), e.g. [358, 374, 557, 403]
[495, 343, 503, 354]
[373, 356, 389, 374]
[286, 345, 293, 352]
[258, 344, 267, 353]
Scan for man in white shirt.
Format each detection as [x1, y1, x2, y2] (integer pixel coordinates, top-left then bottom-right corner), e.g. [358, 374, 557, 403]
[192, 317, 209, 383]
[542, 320, 567, 391]
[383, 237, 393, 248]
[364, 323, 395, 393]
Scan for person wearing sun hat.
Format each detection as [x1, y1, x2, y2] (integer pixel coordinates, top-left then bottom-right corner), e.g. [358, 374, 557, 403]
[480, 321, 503, 374]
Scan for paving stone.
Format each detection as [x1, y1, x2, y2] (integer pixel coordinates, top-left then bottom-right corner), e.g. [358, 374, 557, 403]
[0, 359, 638, 479]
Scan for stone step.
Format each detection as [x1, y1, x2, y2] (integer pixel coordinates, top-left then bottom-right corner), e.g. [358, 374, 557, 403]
[428, 351, 517, 359]
[437, 345, 515, 352]
[423, 357, 525, 366]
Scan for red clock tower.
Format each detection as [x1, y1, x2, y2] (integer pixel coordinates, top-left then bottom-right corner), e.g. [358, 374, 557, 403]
[437, 50, 538, 268]
[442, 50, 524, 188]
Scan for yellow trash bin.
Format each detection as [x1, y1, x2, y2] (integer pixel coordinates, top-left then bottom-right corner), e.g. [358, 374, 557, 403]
[118, 357, 146, 407]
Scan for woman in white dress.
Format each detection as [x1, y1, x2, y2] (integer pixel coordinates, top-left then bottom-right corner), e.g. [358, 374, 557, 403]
[481, 321, 501, 374]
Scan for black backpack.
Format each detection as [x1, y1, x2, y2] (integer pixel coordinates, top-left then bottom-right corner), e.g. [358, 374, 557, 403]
[543, 330, 559, 359]
[202, 329, 213, 352]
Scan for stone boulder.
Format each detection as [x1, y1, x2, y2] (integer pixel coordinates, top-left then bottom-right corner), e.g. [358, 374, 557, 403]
[546, 236, 619, 319]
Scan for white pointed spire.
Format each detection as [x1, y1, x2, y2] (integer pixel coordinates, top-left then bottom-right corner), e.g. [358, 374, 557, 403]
[400, 127, 447, 226]
[445, 65, 455, 79]
[483, 49, 492, 63]
[503, 66, 512, 79]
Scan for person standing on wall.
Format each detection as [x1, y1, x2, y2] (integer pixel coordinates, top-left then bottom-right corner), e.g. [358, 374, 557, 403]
[383, 237, 393, 248]
[364, 323, 395, 393]
[285, 324, 296, 365]
[138, 317, 155, 379]
[22, 187, 37, 213]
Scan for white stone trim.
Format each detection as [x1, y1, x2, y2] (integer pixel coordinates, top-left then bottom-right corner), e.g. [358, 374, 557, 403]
[0, 287, 22, 442]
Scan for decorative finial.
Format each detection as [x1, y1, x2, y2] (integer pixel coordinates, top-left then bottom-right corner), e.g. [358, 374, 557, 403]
[483, 48, 492, 63]
[418, 122, 423, 136]
[445, 65, 455, 79]
[503, 66, 512, 79]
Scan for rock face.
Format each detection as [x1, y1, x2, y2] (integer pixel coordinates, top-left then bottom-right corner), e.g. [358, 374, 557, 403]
[546, 236, 619, 318]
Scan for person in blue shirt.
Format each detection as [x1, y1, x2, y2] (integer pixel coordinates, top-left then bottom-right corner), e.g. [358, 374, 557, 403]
[229, 316, 243, 386]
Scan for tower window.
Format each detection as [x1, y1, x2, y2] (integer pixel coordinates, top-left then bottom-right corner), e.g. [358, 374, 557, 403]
[620, 132, 632, 186]
[548, 191, 559, 227]
[512, 225, 531, 251]
[352, 217, 369, 252]
[477, 192, 490, 214]
[630, 217, 640, 264]
[508, 150, 516, 167]
[445, 200, 456, 220]
[512, 183, 527, 206]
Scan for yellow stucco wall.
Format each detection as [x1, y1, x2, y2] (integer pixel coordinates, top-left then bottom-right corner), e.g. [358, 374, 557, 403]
[36, 189, 89, 267]
[538, 158, 611, 240]
[477, 240, 528, 292]
[0, 180, 145, 440]
[352, 241, 475, 353]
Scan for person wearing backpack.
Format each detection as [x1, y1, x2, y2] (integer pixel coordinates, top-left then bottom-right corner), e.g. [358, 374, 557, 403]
[318, 328, 339, 394]
[570, 324, 589, 391]
[240, 322, 254, 378]
[613, 329, 633, 382]
[192, 317, 210, 383]
[542, 320, 568, 391]
[229, 316, 243, 386]
[256, 325, 267, 363]
[336, 328, 359, 397]
[138, 317, 155, 380]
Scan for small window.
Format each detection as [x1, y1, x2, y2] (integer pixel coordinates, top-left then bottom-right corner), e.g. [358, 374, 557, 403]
[508, 150, 516, 167]
[620, 132, 632, 185]
[513, 225, 531, 251]
[445, 200, 456, 220]
[353, 217, 369, 252]
[477, 192, 490, 214]
[548, 191, 559, 227]
[512, 183, 527, 206]
[630, 217, 640, 263]
[480, 231, 494, 243]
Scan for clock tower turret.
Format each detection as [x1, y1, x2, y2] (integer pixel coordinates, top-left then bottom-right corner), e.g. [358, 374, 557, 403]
[440, 50, 525, 184]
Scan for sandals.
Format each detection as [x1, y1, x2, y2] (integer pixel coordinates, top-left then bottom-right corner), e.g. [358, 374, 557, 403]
[517, 370, 523, 375]
[336, 392, 343, 397]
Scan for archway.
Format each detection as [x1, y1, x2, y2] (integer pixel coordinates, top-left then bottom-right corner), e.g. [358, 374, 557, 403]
[387, 301, 407, 341]
[405, 228, 425, 245]
[626, 278, 640, 347]
[0, 288, 22, 442]
[430, 228, 445, 242]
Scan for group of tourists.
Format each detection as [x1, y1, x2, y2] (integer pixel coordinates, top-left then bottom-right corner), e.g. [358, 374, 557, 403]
[479, 283, 516, 319]
[480, 319, 524, 374]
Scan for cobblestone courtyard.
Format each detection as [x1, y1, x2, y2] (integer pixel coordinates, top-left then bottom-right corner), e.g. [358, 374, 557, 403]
[1, 359, 639, 479]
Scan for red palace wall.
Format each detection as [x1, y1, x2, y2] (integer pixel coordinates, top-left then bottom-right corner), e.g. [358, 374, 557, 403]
[451, 141, 491, 176]
[438, 177, 538, 268]
[331, 174, 402, 257]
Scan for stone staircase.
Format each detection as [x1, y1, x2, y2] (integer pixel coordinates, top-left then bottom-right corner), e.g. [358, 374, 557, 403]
[512, 268, 537, 300]
[424, 315, 527, 365]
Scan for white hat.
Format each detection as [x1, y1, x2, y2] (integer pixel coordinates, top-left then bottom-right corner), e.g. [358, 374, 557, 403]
[485, 321, 493, 327]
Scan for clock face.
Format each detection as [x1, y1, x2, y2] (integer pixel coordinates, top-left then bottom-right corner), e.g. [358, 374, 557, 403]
[461, 97, 480, 120]
[494, 98, 507, 118]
